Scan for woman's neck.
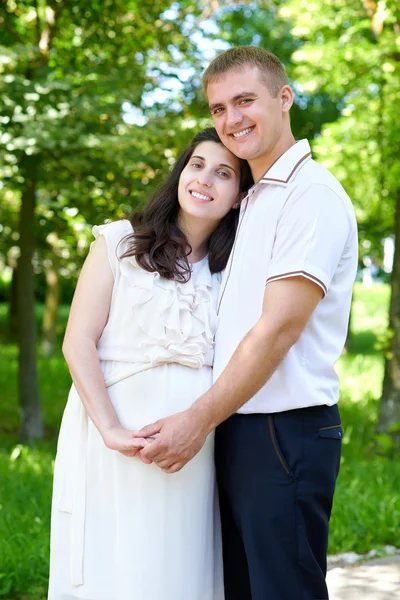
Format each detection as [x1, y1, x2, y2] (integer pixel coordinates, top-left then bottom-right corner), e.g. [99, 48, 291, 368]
[178, 213, 214, 263]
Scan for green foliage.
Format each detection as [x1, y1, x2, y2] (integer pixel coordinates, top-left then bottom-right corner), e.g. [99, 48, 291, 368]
[0, 0, 210, 300]
[283, 0, 400, 260]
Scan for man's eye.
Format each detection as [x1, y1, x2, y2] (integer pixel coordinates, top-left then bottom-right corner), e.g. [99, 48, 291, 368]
[240, 98, 252, 105]
[212, 107, 224, 115]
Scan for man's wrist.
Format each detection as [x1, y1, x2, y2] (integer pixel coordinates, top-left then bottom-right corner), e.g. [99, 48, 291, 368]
[190, 393, 220, 435]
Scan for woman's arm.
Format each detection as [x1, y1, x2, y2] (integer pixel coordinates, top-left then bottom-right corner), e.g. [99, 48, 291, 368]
[63, 236, 150, 459]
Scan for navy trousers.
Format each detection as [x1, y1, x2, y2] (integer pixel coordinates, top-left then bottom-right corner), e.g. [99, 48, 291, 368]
[215, 405, 342, 600]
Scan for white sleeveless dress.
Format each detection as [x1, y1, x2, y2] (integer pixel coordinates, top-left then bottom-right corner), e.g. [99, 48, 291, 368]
[48, 220, 224, 600]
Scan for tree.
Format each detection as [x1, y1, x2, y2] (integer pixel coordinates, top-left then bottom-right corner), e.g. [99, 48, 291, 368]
[0, 0, 204, 439]
[282, 0, 400, 430]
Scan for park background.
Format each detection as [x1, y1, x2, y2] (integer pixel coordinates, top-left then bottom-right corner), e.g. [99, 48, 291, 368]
[0, 0, 399, 598]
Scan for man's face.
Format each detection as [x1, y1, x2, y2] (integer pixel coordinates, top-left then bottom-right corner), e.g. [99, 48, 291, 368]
[207, 66, 291, 177]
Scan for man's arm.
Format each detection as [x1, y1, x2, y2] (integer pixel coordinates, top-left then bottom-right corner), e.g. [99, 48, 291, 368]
[136, 275, 323, 471]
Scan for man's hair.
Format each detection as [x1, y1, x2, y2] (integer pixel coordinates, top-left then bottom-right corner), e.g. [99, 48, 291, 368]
[203, 46, 289, 98]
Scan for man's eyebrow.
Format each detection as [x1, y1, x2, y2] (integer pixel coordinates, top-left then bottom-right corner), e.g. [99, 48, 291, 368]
[209, 92, 257, 112]
[190, 156, 236, 173]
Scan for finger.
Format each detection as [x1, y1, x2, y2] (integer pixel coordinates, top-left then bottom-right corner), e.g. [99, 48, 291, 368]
[162, 462, 184, 474]
[134, 421, 162, 438]
[119, 449, 140, 458]
[140, 439, 165, 461]
[130, 436, 151, 448]
[155, 459, 175, 470]
[138, 452, 153, 465]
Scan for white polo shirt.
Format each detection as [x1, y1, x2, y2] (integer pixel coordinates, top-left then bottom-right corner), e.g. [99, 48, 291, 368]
[213, 139, 358, 414]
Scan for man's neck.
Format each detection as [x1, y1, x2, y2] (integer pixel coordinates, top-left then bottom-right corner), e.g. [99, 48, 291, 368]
[250, 134, 296, 183]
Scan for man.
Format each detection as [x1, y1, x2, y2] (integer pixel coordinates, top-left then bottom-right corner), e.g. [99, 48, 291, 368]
[136, 46, 358, 600]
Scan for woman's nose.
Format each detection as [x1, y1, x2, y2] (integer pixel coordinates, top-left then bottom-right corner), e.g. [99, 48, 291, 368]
[197, 171, 213, 187]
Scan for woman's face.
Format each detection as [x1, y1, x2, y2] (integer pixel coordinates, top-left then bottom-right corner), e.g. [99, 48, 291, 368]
[177, 141, 241, 225]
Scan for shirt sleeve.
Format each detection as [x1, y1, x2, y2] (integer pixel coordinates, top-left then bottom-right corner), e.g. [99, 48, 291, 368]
[266, 184, 351, 296]
[92, 219, 133, 279]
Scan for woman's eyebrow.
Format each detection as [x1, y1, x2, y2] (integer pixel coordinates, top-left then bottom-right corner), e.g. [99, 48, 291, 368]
[191, 156, 236, 174]
[219, 163, 236, 173]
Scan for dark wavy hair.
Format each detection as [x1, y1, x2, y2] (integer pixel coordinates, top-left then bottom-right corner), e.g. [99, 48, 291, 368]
[121, 127, 253, 282]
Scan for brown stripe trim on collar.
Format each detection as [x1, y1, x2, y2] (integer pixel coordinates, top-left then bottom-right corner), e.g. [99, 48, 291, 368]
[261, 152, 311, 185]
[266, 269, 327, 296]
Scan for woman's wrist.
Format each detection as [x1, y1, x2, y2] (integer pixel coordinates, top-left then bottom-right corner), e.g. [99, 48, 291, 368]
[99, 419, 122, 445]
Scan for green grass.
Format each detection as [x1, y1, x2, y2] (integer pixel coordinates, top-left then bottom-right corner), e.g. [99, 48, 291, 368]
[328, 283, 400, 554]
[0, 305, 70, 599]
[0, 284, 399, 598]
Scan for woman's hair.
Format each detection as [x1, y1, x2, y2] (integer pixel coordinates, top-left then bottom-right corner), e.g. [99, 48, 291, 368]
[121, 127, 253, 282]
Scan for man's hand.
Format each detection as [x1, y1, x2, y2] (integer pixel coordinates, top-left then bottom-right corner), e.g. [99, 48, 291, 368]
[134, 408, 209, 473]
[102, 424, 153, 463]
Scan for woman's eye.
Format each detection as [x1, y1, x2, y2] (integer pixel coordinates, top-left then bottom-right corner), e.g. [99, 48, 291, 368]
[190, 162, 202, 168]
[217, 170, 229, 178]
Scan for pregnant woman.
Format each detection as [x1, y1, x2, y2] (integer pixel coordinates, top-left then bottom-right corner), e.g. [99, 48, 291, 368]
[48, 127, 252, 600]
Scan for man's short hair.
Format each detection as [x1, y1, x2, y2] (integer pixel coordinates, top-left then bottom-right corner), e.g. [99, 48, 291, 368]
[203, 46, 289, 98]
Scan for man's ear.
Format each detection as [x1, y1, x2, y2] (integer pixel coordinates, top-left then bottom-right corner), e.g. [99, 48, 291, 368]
[280, 85, 294, 112]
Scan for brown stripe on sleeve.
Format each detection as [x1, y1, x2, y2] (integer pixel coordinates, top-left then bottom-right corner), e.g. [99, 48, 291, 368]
[266, 270, 327, 296]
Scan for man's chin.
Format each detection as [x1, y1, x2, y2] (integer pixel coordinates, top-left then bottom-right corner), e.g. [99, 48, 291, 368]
[230, 147, 253, 161]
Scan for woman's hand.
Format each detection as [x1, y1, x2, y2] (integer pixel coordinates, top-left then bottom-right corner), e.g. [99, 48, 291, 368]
[103, 424, 153, 463]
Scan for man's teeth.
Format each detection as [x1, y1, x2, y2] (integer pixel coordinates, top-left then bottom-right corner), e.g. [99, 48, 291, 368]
[191, 191, 212, 201]
[232, 127, 253, 138]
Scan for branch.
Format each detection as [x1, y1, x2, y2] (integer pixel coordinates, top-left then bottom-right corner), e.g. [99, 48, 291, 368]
[33, 0, 42, 45]
[44, 148, 76, 179]
[360, 0, 384, 37]
[0, 6, 24, 44]
[39, 1, 64, 56]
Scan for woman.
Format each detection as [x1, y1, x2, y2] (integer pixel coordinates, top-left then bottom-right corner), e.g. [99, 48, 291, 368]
[48, 128, 253, 600]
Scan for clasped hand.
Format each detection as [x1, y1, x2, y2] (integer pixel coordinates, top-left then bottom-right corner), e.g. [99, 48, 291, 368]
[102, 424, 153, 463]
[133, 408, 209, 473]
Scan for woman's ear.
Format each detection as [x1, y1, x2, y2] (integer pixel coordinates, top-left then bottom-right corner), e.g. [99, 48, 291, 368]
[233, 192, 247, 209]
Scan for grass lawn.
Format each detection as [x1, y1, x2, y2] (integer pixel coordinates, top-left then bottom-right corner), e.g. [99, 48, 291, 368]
[0, 283, 399, 599]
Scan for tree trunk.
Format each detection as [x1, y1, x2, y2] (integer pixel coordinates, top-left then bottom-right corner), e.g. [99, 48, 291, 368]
[379, 188, 400, 432]
[17, 156, 43, 440]
[41, 261, 61, 357]
[8, 264, 19, 337]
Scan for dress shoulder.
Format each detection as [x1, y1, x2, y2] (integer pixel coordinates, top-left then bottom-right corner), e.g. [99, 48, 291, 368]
[92, 219, 133, 279]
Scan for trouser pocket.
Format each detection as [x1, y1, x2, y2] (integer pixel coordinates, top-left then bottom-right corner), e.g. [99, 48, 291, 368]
[268, 415, 297, 482]
[319, 424, 343, 439]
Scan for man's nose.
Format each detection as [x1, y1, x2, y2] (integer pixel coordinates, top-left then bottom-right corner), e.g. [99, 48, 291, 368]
[226, 105, 243, 128]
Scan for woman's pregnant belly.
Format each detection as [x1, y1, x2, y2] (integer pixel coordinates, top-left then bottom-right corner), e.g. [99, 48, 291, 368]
[105, 363, 213, 431]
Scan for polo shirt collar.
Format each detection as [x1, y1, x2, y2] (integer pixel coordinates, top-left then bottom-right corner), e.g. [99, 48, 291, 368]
[252, 139, 312, 190]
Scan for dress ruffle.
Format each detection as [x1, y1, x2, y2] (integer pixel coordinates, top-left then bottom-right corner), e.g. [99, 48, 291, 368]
[120, 256, 217, 369]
